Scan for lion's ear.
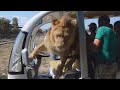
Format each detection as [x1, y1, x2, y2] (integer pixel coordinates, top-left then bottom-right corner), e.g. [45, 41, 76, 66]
[52, 19, 60, 26]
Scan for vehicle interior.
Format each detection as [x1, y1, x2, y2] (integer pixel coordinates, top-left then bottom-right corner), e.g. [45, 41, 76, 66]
[8, 11, 120, 79]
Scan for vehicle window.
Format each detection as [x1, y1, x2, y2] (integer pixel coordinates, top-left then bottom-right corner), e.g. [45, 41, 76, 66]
[9, 32, 25, 73]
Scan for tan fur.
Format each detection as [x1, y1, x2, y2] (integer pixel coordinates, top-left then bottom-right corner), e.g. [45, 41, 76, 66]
[29, 15, 78, 78]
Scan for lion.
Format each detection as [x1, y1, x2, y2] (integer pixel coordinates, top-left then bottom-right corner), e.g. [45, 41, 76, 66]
[29, 14, 95, 79]
[29, 15, 78, 78]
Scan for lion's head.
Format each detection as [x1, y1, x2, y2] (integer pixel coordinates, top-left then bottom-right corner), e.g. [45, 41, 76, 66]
[49, 16, 77, 51]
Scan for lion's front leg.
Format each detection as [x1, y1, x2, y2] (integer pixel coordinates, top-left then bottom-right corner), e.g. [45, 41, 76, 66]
[29, 43, 47, 60]
[65, 58, 76, 71]
[55, 55, 67, 79]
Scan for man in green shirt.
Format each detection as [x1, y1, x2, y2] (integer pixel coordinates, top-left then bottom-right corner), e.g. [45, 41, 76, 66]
[93, 15, 118, 79]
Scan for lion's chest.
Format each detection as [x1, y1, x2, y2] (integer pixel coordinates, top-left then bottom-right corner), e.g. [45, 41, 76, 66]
[47, 46, 63, 56]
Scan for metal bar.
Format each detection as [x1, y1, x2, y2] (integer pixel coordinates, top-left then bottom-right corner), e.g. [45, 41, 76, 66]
[76, 11, 88, 79]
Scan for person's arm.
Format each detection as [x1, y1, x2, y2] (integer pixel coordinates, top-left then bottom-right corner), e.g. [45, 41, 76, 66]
[92, 27, 103, 53]
[93, 39, 101, 53]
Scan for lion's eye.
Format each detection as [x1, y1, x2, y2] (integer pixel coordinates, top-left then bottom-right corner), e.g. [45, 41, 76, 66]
[56, 35, 62, 38]
[64, 33, 69, 37]
[65, 35, 69, 39]
[56, 35, 60, 38]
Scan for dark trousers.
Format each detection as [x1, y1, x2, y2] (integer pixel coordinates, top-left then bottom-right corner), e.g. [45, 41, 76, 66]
[88, 55, 96, 79]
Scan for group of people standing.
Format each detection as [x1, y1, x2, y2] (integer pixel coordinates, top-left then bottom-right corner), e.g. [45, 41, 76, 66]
[88, 15, 120, 79]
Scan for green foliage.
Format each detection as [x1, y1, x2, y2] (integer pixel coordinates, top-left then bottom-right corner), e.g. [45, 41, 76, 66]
[0, 17, 11, 34]
[0, 17, 20, 34]
[12, 17, 18, 29]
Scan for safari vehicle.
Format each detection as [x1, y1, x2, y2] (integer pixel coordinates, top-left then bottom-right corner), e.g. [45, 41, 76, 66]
[8, 11, 120, 79]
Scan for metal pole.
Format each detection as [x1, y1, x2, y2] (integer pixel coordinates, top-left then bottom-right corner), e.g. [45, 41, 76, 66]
[76, 11, 88, 79]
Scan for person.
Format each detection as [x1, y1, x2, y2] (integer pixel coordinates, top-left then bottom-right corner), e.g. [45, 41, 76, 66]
[88, 23, 97, 41]
[114, 21, 120, 36]
[114, 21, 120, 70]
[92, 15, 118, 79]
[108, 24, 113, 30]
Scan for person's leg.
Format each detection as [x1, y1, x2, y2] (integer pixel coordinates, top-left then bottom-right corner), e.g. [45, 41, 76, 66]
[105, 63, 118, 79]
[87, 55, 96, 79]
[88, 59, 95, 79]
[95, 64, 104, 79]
[117, 58, 120, 70]
[95, 63, 118, 79]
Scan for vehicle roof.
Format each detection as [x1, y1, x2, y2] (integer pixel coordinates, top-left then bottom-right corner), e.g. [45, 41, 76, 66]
[84, 11, 120, 18]
[69, 11, 120, 18]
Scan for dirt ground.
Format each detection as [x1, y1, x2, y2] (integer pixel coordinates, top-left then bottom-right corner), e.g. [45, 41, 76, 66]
[0, 39, 14, 78]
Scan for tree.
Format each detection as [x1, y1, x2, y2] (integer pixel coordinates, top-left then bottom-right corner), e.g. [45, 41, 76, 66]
[12, 17, 19, 34]
[0, 17, 11, 34]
